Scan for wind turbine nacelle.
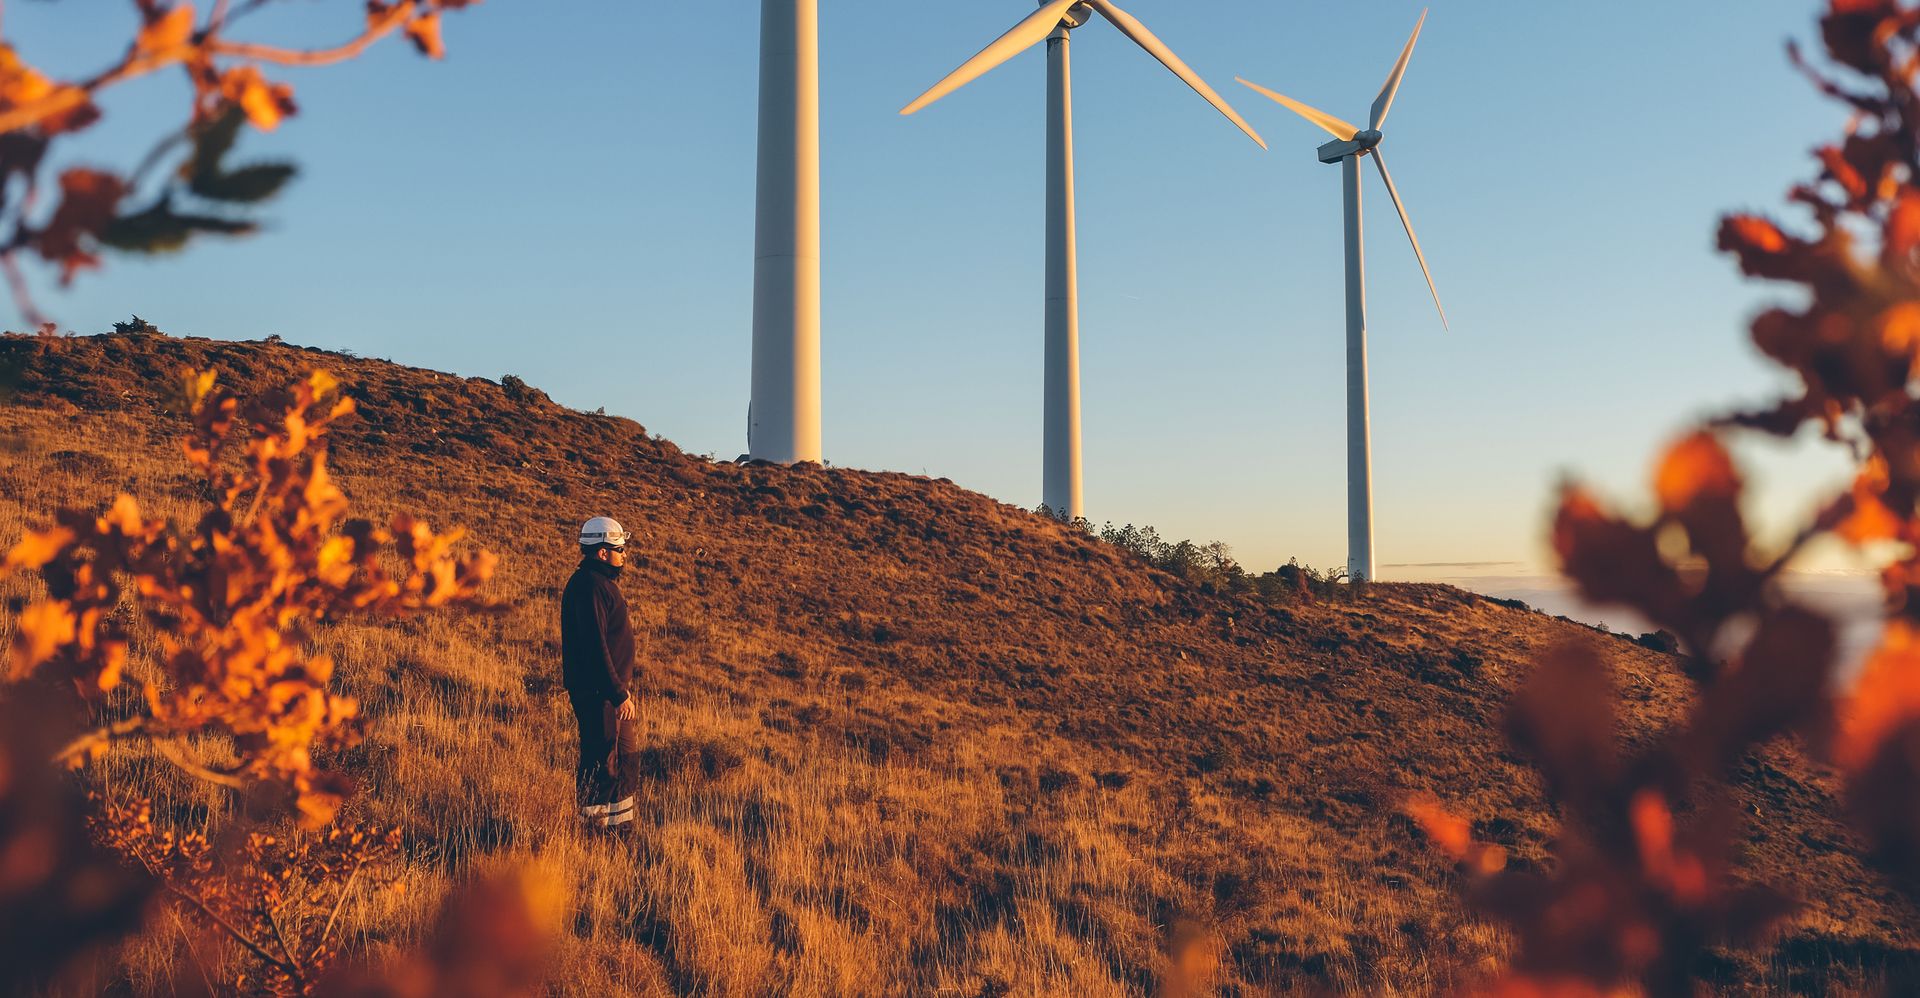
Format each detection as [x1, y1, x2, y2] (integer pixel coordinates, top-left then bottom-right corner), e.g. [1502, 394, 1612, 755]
[1317, 136, 1366, 163]
[1314, 126, 1385, 162]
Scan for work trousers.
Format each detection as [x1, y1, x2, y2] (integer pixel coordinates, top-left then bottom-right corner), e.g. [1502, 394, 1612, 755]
[569, 694, 641, 829]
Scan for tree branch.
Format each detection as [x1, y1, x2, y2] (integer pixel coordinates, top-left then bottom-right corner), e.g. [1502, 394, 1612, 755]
[163, 881, 294, 979]
[128, 124, 192, 193]
[152, 736, 251, 789]
[209, 0, 278, 35]
[206, 3, 416, 68]
[263, 904, 309, 993]
[1, 250, 46, 329]
[50, 716, 148, 768]
[0, 0, 413, 137]
[0, 45, 195, 136]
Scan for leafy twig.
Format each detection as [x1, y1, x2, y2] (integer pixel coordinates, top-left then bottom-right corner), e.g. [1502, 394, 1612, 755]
[162, 881, 293, 980]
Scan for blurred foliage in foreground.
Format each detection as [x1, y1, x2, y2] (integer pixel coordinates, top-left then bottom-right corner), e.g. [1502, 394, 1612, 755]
[1, 367, 516, 994]
[0, 1, 477, 326]
[1405, 1, 1920, 994]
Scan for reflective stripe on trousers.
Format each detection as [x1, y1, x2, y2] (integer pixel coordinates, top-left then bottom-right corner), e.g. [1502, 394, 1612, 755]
[580, 794, 636, 827]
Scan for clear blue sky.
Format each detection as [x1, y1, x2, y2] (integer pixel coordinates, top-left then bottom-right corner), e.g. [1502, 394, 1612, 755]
[10, 1, 1861, 576]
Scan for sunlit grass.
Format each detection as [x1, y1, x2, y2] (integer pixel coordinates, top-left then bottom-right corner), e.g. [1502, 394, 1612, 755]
[2, 361, 1908, 995]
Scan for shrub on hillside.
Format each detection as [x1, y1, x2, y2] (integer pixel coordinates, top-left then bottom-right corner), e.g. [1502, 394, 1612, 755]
[0, 368, 506, 992]
[1054, 507, 1360, 601]
[1635, 629, 1681, 654]
[3, 367, 497, 822]
[90, 793, 405, 994]
[110, 314, 165, 337]
[500, 373, 552, 407]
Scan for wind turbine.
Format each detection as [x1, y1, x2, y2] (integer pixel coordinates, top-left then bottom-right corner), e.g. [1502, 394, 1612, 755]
[902, 0, 1266, 521]
[1236, 10, 1446, 583]
[750, 0, 821, 464]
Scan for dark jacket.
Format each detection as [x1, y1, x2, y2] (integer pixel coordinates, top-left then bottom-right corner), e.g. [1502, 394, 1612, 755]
[560, 558, 634, 705]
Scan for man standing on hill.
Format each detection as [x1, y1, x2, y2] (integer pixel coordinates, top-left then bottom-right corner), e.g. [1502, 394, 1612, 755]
[561, 516, 640, 833]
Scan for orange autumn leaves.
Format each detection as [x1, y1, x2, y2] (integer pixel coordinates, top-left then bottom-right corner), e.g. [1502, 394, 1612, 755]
[0, 44, 93, 135]
[135, 5, 197, 59]
[34, 170, 130, 284]
[405, 13, 450, 61]
[1717, 211, 1920, 413]
[1585, 0, 1920, 775]
[1545, 432, 1768, 666]
[215, 65, 298, 132]
[0, 369, 495, 827]
[1840, 621, 1920, 770]
[1650, 432, 1739, 512]
[165, 2, 462, 132]
[89, 793, 407, 991]
[0, 369, 526, 993]
[1400, 3, 1920, 991]
[0, 45, 58, 110]
[1409, 620, 1805, 995]
[0, 2, 476, 317]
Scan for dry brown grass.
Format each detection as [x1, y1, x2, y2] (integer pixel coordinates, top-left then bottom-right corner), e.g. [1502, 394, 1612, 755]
[2, 333, 1917, 995]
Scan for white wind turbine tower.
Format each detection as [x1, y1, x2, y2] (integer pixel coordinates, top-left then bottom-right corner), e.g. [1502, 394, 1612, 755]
[1236, 10, 1446, 583]
[750, 0, 821, 464]
[902, 0, 1266, 521]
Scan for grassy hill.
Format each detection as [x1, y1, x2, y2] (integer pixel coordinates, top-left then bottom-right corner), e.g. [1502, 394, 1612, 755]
[2, 331, 1915, 996]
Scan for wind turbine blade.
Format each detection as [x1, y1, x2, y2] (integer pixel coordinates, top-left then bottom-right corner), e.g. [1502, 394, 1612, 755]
[1370, 8, 1427, 131]
[1371, 148, 1448, 329]
[901, 0, 1083, 115]
[1233, 77, 1357, 141]
[1086, 0, 1266, 149]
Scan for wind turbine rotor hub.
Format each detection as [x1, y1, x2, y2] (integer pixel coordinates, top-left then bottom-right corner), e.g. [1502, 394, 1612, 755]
[1356, 129, 1383, 149]
[1054, 1, 1094, 29]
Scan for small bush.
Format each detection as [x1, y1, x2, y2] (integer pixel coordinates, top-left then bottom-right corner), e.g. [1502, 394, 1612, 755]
[1635, 629, 1681, 654]
[1, 367, 499, 991]
[110, 315, 164, 337]
[1034, 505, 1360, 603]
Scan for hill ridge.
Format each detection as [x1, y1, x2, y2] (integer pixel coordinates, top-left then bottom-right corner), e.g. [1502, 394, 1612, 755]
[2, 331, 1915, 995]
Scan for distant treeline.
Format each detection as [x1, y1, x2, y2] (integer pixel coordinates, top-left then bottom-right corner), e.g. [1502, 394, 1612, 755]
[1038, 505, 1358, 601]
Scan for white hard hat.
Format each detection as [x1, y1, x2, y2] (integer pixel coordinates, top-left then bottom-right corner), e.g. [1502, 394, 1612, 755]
[578, 516, 630, 548]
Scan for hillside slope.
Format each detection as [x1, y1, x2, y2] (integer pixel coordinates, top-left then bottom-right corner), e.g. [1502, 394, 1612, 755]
[2, 332, 1915, 996]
